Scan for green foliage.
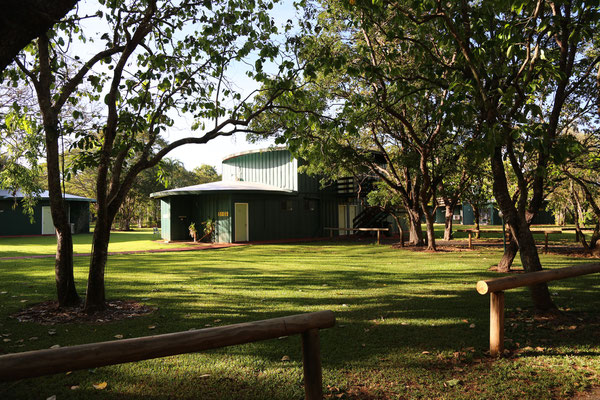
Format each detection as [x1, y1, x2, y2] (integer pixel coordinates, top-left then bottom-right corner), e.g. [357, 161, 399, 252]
[188, 222, 197, 239]
[0, 108, 45, 221]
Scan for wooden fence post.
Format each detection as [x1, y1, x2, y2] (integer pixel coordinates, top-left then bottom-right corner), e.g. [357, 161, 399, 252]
[302, 328, 323, 400]
[468, 231, 473, 249]
[490, 291, 505, 357]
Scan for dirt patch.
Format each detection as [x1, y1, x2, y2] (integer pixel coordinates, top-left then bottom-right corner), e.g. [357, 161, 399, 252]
[572, 387, 600, 399]
[11, 300, 156, 325]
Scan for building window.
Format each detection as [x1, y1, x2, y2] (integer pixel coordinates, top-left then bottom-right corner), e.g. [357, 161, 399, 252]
[304, 199, 318, 211]
[281, 200, 294, 211]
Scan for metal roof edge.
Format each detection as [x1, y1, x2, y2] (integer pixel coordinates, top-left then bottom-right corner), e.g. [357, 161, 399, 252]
[221, 146, 289, 162]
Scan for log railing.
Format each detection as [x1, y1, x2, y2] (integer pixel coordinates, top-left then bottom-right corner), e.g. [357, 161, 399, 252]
[458, 229, 561, 251]
[324, 227, 389, 245]
[0, 310, 335, 399]
[476, 263, 600, 356]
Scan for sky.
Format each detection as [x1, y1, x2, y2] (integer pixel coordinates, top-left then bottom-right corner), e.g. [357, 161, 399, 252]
[74, 0, 299, 174]
[161, 1, 299, 173]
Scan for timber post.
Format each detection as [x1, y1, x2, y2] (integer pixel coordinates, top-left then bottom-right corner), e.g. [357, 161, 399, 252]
[477, 263, 600, 357]
[302, 328, 323, 400]
[489, 291, 505, 357]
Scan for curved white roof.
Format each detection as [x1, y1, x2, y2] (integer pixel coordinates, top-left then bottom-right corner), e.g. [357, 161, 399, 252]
[150, 180, 294, 199]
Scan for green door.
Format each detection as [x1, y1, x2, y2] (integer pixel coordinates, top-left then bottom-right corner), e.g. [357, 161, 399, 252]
[234, 203, 248, 242]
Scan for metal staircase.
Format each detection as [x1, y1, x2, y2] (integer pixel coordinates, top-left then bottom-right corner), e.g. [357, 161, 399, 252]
[353, 206, 389, 229]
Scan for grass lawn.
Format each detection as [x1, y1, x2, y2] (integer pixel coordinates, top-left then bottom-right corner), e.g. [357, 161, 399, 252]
[0, 228, 196, 258]
[0, 236, 599, 399]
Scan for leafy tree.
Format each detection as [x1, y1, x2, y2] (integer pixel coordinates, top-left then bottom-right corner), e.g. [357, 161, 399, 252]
[5, 0, 296, 312]
[192, 164, 221, 184]
[386, 0, 600, 310]
[252, 0, 477, 250]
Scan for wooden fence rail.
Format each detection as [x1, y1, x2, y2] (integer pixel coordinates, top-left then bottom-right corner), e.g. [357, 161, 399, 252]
[476, 263, 600, 356]
[324, 227, 389, 244]
[0, 310, 335, 399]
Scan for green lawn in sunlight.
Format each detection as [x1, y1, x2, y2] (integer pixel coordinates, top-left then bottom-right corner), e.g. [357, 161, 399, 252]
[0, 241, 598, 399]
[0, 228, 195, 258]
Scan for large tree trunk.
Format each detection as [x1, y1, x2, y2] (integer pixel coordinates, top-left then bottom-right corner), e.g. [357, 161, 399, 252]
[490, 147, 555, 311]
[84, 215, 111, 313]
[391, 213, 405, 247]
[406, 207, 424, 246]
[422, 206, 436, 250]
[472, 204, 481, 238]
[46, 129, 80, 306]
[37, 37, 80, 307]
[497, 235, 518, 272]
[443, 204, 453, 241]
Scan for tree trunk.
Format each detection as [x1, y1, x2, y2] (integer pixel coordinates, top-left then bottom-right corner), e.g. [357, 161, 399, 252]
[422, 206, 436, 250]
[84, 212, 112, 313]
[490, 147, 555, 311]
[443, 204, 453, 241]
[472, 205, 481, 238]
[406, 207, 424, 246]
[391, 213, 405, 247]
[36, 33, 80, 307]
[497, 234, 518, 272]
[44, 114, 80, 307]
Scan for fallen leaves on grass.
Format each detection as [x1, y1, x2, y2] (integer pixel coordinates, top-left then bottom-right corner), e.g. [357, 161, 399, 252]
[11, 300, 156, 325]
[93, 382, 108, 390]
[445, 379, 462, 387]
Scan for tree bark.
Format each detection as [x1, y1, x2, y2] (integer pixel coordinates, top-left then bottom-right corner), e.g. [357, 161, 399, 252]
[490, 147, 555, 311]
[47, 125, 80, 307]
[84, 214, 111, 313]
[406, 207, 424, 246]
[391, 213, 405, 247]
[36, 34, 80, 307]
[497, 234, 518, 272]
[443, 204, 454, 241]
[422, 205, 436, 250]
[472, 204, 481, 238]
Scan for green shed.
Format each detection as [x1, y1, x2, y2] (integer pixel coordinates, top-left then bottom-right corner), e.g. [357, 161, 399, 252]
[151, 148, 362, 243]
[0, 190, 94, 236]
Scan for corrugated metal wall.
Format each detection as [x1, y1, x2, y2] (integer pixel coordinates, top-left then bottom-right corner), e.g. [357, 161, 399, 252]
[160, 199, 171, 241]
[191, 194, 231, 243]
[69, 202, 90, 234]
[0, 200, 42, 235]
[0, 200, 91, 236]
[222, 149, 298, 191]
[230, 193, 322, 241]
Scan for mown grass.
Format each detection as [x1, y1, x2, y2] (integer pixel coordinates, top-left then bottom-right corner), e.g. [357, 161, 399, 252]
[0, 228, 195, 258]
[0, 235, 598, 399]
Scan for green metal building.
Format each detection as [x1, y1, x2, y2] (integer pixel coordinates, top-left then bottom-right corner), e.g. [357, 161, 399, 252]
[434, 201, 554, 225]
[0, 190, 94, 236]
[151, 148, 368, 243]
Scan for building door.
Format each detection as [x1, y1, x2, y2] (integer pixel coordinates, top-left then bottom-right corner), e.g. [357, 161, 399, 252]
[41, 206, 54, 235]
[234, 203, 248, 242]
[338, 205, 347, 235]
[338, 204, 358, 236]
